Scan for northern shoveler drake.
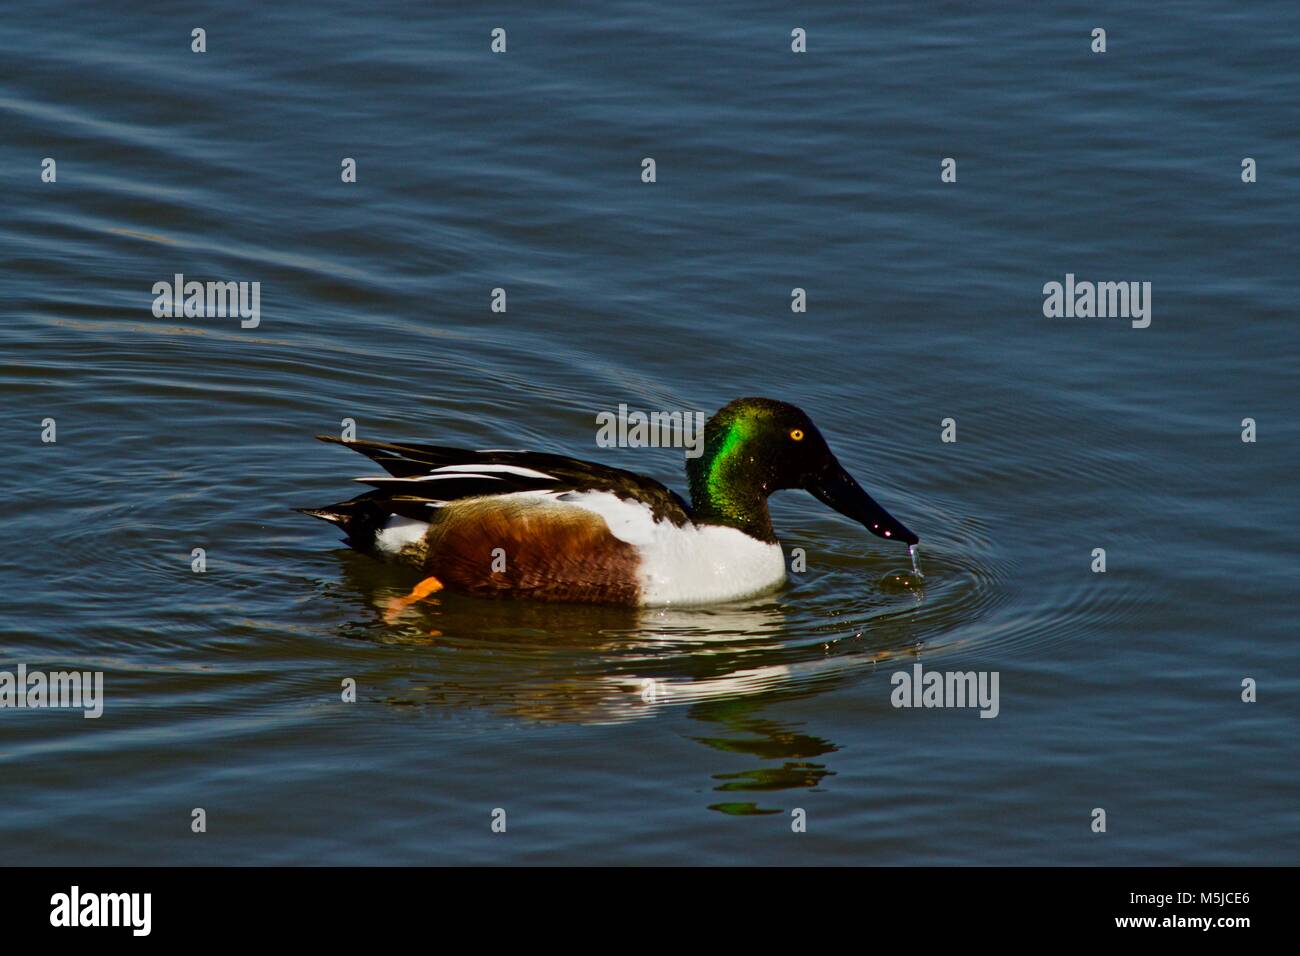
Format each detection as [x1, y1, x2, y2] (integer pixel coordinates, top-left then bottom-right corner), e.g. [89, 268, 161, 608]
[299, 397, 918, 608]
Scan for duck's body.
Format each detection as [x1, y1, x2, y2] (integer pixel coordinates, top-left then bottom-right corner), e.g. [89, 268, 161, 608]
[373, 487, 786, 605]
[301, 398, 917, 607]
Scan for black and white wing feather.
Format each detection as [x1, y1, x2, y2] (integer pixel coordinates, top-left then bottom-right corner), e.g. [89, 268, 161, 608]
[315, 435, 693, 526]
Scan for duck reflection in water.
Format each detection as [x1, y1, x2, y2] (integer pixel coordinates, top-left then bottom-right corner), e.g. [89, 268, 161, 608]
[326, 552, 924, 815]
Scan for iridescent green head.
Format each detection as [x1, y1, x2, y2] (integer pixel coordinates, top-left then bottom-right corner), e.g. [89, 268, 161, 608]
[686, 397, 918, 546]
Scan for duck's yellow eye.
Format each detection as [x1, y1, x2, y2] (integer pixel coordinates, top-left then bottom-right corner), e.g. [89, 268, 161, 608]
[790, 429, 804, 441]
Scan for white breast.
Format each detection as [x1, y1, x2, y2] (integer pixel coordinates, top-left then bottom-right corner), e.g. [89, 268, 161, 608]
[635, 521, 787, 606]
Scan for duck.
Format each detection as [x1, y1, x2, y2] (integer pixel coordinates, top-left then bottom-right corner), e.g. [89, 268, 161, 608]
[299, 397, 918, 608]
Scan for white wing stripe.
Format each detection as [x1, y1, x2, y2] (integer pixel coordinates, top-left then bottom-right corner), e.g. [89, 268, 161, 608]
[353, 473, 504, 483]
[428, 463, 556, 480]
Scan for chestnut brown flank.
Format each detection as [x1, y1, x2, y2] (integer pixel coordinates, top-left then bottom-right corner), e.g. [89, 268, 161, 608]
[421, 497, 642, 605]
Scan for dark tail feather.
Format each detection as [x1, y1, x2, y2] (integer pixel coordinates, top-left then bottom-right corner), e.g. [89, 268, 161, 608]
[314, 434, 436, 478]
[294, 507, 347, 526]
[313, 434, 477, 477]
[294, 496, 389, 550]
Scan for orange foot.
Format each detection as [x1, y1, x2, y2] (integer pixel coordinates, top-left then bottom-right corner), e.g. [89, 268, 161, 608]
[384, 575, 444, 624]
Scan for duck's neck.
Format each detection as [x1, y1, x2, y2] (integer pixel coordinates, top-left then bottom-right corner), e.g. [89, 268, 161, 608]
[686, 421, 777, 543]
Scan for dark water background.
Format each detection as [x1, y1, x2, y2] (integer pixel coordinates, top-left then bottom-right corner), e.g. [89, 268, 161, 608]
[1, 2, 1296, 864]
